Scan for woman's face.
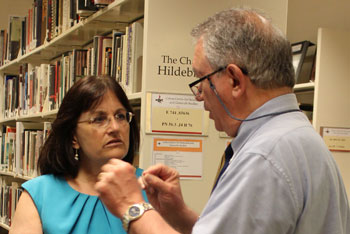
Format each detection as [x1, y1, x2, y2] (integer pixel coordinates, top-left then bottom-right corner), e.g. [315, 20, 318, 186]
[73, 90, 130, 166]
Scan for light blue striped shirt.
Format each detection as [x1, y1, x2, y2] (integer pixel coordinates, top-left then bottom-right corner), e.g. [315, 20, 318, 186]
[193, 93, 349, 234]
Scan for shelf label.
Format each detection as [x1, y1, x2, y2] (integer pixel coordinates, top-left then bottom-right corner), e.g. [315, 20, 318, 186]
[152, 137, 203, 179]
[321, 127, 350, 152]
[149, 93, 206, 135]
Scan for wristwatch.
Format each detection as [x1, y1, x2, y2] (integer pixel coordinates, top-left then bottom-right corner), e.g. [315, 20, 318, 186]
[122, 202, 154, 232]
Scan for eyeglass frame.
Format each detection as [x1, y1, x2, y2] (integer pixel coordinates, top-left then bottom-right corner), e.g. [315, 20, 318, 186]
[77, 111, 135, 128]
[188, 64, 248, 97]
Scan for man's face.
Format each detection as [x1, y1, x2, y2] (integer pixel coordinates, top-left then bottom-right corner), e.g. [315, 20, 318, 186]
[192, 39, 229, 132]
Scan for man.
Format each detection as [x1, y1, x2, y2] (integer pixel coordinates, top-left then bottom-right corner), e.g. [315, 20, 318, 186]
[95, 8, 350, 234]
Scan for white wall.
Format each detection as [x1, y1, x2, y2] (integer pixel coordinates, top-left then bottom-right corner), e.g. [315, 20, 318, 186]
[287, 0, 350, 43]
[0, 0, 32, 30]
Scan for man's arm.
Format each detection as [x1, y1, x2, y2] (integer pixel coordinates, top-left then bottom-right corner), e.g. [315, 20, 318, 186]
[95, 159, 198, 234]
[142, 165, 199, 233]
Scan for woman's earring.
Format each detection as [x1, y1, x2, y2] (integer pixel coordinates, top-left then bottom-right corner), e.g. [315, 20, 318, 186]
[74, 149, 79, 161]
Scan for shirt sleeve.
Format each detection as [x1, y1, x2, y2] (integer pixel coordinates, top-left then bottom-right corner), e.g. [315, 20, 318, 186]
[193, 153, 298, 234]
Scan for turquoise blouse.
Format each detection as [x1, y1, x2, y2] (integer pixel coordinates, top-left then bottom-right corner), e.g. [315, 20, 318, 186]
[22, 168, 147, 234]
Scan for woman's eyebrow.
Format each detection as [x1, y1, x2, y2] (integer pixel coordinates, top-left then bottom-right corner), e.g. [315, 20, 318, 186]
[91, 108, 126, 114]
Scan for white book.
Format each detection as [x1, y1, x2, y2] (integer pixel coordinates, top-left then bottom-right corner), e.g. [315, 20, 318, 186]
[11, 181, 19, 222]
[43, 121, 52, 142]
[33, 130, 43, 177]
[121, 31, 129, 93]
[62, 0, 70, 32]
[28, 131, 37, 177]
[35, 66, 41, 113]
[15, 122, 42, 176]
[0, 131, 3, 171]
[40, 64, 49, 113]
[23, 130, 29, 176]
[0, 76, 4, 118]
[129, 22, 143, 93]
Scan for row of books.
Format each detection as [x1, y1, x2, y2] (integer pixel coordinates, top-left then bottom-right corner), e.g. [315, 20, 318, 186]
[0, 22, 143, 119]
[1, 48, 87, 119]
[0, 0, 114, 66]
[0, 179, 23, 227]
[95, 22, 143, 94]
[0, 122, 51, 178]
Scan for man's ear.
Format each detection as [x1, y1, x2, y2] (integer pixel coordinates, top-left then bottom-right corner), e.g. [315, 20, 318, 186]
[227, 64, 247, 98]
[72, 135, 80, 149]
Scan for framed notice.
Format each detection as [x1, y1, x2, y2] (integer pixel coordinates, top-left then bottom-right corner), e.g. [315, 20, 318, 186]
[146, 92, 209, 135]
[152, 137, 203, 180]
[321, 127, 350, 152]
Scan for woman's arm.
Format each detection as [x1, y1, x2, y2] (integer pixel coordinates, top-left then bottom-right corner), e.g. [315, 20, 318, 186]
[9, 190, 43, 234]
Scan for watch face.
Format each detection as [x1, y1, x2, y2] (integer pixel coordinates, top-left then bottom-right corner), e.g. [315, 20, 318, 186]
[129, 206, 141, 217]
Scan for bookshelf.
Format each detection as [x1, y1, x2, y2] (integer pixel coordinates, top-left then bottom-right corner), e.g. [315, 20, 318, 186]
[0, 0, 145, 230]
[1, 0, 350, 232]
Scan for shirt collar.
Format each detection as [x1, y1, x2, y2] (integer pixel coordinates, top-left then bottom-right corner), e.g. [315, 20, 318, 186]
[231, 93, 299, 154]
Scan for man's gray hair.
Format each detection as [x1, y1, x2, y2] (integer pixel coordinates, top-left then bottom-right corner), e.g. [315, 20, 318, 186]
[191, 8, 295, 89]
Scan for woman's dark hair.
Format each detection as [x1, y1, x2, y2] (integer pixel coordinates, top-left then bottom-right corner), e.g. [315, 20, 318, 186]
[38, 76, 139, 177]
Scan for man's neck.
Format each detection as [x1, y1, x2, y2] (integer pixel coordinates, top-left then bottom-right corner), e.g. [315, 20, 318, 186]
[247, 86, 293, 112]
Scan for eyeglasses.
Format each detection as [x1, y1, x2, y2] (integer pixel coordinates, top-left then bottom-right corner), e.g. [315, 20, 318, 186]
[189, 66, 227, 97]
[77, 111, 134, 129]
[188, 65, 248, 97]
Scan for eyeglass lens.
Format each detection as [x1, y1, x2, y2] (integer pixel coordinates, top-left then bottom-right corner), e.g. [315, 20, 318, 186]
[91, 112, 133, 128]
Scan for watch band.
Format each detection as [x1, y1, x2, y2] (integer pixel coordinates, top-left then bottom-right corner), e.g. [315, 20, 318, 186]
[122, 202, 154, 232]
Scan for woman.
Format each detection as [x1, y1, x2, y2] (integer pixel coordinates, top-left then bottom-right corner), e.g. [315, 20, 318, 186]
[10, 76, 145, 234]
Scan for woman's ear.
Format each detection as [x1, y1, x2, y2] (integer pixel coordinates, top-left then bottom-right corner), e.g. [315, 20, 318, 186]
[72, 135, 80, 149]
[227, 64, 247, 98]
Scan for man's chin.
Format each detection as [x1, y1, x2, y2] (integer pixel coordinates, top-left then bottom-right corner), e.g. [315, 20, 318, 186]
[213, 120, 223, 132]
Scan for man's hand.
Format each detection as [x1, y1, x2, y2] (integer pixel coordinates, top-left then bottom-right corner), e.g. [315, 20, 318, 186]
[141, 164, 198, 233]
[95, 158, 144, 218]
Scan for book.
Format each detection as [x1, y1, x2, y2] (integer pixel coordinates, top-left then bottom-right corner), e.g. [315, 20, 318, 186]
[0, 29, 7, 66]
[28, 131, 37, 176]
[100, 36, 112, 75]
[41, 0, 48, 44]
[62, 0, 71, 32]
[120, 22, 143, 94]
[4, 126, 16, 172]
[40, 64, 50, 112]
[48, 64, 56, 110]
[92, 36, 112, 76]
[70, 0, 78, 27]
[34, 0, 43, 47]
[7, 16, 23, 61]
[111, 30, 124, 79]
[76, 0, 97, 18]
[94, 0, 114, 8]
[0, 129, 4, 171]
[72, 49, 88, 82]
[43, 122, 52, 142]
[33, 130, 43, 177]
[129, 21, 143, 93]
[20, 17, 27, 56]
[46, 0, 52, 41]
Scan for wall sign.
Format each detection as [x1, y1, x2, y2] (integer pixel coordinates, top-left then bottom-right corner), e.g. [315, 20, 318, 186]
[146, 92, 208, 135]
[321, 127, 350, 152]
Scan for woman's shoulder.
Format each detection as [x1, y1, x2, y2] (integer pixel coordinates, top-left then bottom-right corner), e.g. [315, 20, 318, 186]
[21, 174, 65, 193]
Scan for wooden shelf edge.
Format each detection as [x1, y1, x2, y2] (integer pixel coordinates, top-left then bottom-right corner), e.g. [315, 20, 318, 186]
[0, 171, 33, 181]
[294, 82, 315, 92]
[0, 222, 10, 231]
